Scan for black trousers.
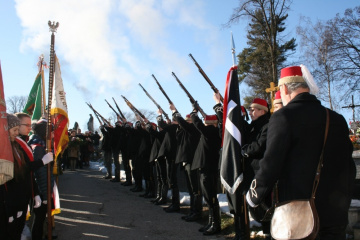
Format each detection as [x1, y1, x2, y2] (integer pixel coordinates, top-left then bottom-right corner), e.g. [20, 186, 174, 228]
[166, 158, 178, 189]
[199, 168, 219, 208]
[155, 157, 167, 186]
[32, 202, 48, 240]
[121, 153, 132, 182]
[112, 149, 121, 179]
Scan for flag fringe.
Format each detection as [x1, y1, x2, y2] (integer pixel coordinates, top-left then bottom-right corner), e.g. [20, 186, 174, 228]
[0, 160, 14, 185]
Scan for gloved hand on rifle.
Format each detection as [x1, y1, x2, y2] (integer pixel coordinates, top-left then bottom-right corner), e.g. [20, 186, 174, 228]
[192, 101, 199, 112]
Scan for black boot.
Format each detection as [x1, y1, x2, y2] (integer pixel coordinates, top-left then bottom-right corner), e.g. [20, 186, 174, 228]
[185, 194, 202, 222]
[233, 212, 250, 240]
[164, 188, 180, 213]
[151, 182, 162, 203]
[203, 205, 221, 235]
[199, 209, 213, 232]
[144, 179, 155, 198]
[139, 180, 149, 197]
[155, 184, 168, 205]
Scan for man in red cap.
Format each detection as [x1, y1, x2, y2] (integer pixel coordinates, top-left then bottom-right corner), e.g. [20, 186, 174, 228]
[273, 91, 283, 112]
[246, 65, 356, 239]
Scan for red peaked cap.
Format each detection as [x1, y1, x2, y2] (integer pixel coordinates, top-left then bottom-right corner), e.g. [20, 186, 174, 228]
[280, 66, 302, 78]
[250, 98, 268, 112]
[185, 114, 191, 121]
[273, 90, 282, 104]
[151, 122, 157, 129]
[126, 122, 133, 127]
[204, 114, 218, 124]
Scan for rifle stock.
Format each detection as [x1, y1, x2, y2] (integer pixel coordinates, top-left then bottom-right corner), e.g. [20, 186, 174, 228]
[138, 83, 170, 121]
[152, 74, 173, 104]
[189, 53, 224, 103]
[171, 72, 207, 118]
[86, 102, 103, 125]
[121, 95, 146, 119]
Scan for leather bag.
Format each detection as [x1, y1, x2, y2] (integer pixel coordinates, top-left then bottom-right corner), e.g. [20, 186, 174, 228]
[270, 108, 329, 240]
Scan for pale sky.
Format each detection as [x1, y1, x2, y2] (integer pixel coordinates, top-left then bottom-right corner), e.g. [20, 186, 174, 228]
[0, 0, 359, 130]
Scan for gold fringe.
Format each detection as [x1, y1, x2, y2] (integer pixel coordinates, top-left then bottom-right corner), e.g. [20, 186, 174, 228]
[0, 160, 14, 185]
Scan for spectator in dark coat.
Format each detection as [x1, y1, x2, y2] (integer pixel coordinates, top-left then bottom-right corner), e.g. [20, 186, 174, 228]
[246, 65, 356, 240]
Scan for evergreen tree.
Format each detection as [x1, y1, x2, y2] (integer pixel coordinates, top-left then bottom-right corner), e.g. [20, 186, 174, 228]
[225, 0, 296, 103]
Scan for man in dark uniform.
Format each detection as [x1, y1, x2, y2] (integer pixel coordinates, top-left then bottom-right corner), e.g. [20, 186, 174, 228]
[190, 105, 222, 236]
[157, 109, 180, 212]
[106, 119, 123, 182]
[144, 118, 167, 203]
[246, 65, 356, 240]
[100, 124, 112, 179]
[120, 121, 133, 186]
[170, 103, 202, 222]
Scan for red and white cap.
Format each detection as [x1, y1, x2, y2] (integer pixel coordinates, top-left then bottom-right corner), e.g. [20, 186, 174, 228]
[250, 98, 268, 112]
[204, 115, 218, 124]
[273, 91, 282, 104]
[278, 65, 319, 95]
[185, 114, 191, 121]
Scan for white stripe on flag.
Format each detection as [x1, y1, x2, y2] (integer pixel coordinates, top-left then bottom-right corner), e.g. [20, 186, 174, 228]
[225, 100, 241, 145]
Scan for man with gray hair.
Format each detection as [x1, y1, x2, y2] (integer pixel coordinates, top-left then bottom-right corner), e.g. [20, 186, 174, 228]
[246, 65, 356, 239]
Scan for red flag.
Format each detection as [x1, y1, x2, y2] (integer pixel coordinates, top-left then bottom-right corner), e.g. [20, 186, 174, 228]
[0, 62, 14, 184]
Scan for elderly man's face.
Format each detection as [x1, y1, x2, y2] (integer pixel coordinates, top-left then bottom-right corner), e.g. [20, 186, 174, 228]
[249, 107, 266, 121]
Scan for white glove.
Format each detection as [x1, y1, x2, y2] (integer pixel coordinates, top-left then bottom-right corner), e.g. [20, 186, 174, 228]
[42, 153, 53, 165]
[9, 211, 23, 222]
[34, 195, 42, 208]
[43, 200, 47, 205]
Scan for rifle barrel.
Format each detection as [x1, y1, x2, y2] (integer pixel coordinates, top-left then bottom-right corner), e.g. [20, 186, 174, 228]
[138, 83, 170, 121]
[105, 99, 120, 119]
[171, 72, 207, 118]
[112, 97, 126, 119]
[189, 53, 224, 103]
[152, 74, 173, 104]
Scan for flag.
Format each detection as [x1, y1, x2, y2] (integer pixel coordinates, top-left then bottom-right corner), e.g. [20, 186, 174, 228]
[0, 62, 14, 184]
[51, 181, 61, 215]
[50, 55, 69, 165]
[220, 66, 243, 194]
[23, 73, 42, 121]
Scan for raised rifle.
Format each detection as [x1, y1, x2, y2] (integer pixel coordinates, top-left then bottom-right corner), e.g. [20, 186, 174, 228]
[189, 53, 224, 103]
[86, 102, 112, 126]
[151, 74, 173, 104]
[86, 102, 102, 125]
[121, 95, 146, 120]
[105, 99, 121, 121]
[171, 72, 207, 118]
[138, 83, 170, 121]
[112, 97, 126, 120]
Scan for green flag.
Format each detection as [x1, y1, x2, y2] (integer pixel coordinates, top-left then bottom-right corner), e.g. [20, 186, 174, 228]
[23, 73, 42, 120]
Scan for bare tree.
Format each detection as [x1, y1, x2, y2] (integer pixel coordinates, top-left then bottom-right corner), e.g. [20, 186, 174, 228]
[297, 17, 342, 110]
[329, 6, 360, 93]
[6, 96, 28, 113]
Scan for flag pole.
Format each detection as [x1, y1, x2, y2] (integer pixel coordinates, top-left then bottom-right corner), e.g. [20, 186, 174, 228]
[38, 54, 47, 117]
[46, 20, 59, 240]
[231, 32, 250, 239]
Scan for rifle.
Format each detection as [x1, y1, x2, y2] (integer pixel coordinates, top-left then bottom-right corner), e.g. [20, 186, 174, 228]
[138, 83, 170, 121]
[105, 99, 121, 121]
[86, 102, 112, 126]
[189, 53, 224, 103]
[171, 72, 207, 118]
[121, 95, 146, 119]
[112, 97, 126, 120]
[151, 74, 173, 104]
[86, 102, 102, 125]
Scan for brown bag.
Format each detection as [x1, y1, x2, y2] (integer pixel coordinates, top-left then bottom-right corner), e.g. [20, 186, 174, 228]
[270, 108, 329, 240]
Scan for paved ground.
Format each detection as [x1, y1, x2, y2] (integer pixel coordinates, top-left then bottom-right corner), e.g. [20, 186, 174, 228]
[52, 168, 226, 240]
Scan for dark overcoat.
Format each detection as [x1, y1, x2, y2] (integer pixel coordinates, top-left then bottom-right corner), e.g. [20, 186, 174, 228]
[173, 112, 200, 164]
[157, 116, 178, 160]
[190, 113, 221, 172]
[247, 92, 356, 228]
